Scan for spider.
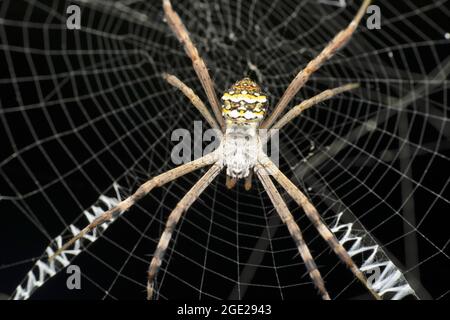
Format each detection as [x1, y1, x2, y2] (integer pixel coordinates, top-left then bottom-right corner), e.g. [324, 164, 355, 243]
[50, 0, 380, 300]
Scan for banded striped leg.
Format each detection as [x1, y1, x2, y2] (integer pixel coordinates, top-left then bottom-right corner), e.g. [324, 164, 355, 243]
[256, 167, 330, 300]
[163, 0, 224, 129]
[262, 0, 372, 129]
[49, 152, 218, 261]
[259, 156, 381, 300]
[163, 73, 220, 131]
[147, 163, 222, 299]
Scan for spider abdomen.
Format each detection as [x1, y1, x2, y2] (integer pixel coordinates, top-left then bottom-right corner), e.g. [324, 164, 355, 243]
[222, 123, 260, 179]
[221, 77, 268, 123]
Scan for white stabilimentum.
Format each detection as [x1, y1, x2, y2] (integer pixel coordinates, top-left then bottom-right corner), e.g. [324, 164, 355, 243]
[12, 184, 123, 300]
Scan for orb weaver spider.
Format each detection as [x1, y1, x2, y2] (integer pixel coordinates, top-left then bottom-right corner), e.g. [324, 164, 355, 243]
[50, 0, 380, 300]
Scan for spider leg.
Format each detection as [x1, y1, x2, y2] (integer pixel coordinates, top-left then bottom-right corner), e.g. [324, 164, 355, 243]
[163, 73, 220, 131]
[48, 151, 219, 261]
[270, 83, 359, 132]
[256, 167, 330, 300]
[262, 0, 371, 129]
[147, 163, 223, 299]
[163, 0, 224, 130]
[258, 155, 381, 299]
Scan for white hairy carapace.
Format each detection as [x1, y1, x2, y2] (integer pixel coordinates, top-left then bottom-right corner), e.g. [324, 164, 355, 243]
[220, 78, 268, 181]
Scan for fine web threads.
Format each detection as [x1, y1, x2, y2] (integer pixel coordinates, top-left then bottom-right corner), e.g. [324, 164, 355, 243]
[0, 0, 448, 300]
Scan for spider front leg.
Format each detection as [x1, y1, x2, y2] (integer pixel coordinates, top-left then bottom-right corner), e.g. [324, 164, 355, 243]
[162, 73, 220, 131]
[48, 151, 219, 261]
[256, 166, 330, 300]
[147, 163, 222, 299]
[163, 0, 224, 129]
[262, 0, 372, 129]
[259, 155, 381, 300]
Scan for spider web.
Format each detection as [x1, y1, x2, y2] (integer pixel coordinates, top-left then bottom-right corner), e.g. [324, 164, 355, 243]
[0, 0, 449, 300]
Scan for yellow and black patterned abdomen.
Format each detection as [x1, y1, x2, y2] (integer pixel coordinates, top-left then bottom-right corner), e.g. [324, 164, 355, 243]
[221, 78, 268, 123]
